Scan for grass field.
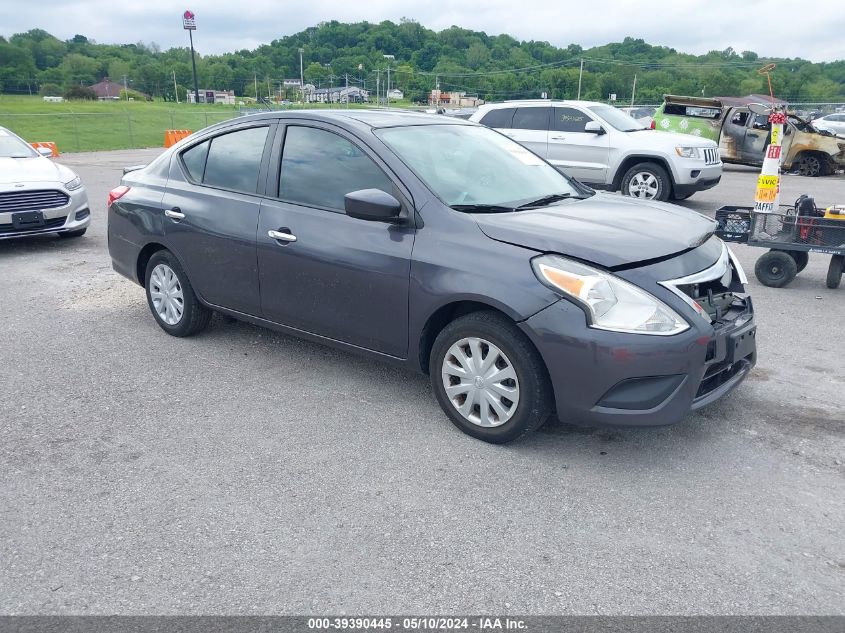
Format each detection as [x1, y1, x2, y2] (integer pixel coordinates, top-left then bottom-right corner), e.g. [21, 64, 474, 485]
[0, 96, 398, 153]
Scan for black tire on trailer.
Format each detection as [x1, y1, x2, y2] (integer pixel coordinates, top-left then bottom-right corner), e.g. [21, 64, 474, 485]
[786, 250, 809, 273]
[754, 250, 798, 288]
[826, 255, 844, 289]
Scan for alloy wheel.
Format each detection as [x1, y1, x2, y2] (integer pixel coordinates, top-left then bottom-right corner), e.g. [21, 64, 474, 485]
[628, 172, 659, 199]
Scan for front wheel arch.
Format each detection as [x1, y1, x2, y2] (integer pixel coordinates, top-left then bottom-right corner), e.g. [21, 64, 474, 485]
[612, 155, 675, 193]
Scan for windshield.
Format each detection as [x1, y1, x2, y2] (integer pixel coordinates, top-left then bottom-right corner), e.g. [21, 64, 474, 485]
[588, 105, 646, 132]
[0, 130, 37, 158]
[376, 124, 581, 209]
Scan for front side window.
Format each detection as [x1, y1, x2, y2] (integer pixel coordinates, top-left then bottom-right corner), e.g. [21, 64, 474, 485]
[202, 126, 269, 193]
[279, 126, 394, 211]
[731, 111, 749, 127]
[553, 107, 591, 133]
[512, 107, 550, 131]
[377, 124, 580, 208]
[480, 108, 516, 129]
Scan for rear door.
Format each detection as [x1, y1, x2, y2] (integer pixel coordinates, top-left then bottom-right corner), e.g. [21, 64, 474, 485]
[256, 123, 415, 358]
[509, 107, 550, 157]
[478, 107, 517, 139]
[547, 106, 609, 183]
[161, 123, 272, 315]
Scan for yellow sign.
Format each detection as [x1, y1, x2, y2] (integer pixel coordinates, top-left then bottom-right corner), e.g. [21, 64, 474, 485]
[770, 126, 780, 145]
[755, 188, 778, 202]
[757, 175, 779, 189]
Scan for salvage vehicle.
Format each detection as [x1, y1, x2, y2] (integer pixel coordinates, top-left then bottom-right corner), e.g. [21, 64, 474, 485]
[0, 126, 90, 240]
[108, 110, 755, 444]
[654, 95, 845, 176]
[470, 100, 722, 202]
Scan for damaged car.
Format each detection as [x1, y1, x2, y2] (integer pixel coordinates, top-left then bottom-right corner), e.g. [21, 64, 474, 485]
[653, 95, 845, 176]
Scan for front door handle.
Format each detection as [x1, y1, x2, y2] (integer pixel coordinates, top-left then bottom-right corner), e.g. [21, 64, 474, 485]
[165, 208, 185, 220]
[268, 229, 297, 243]
[550, 135, 566, 141]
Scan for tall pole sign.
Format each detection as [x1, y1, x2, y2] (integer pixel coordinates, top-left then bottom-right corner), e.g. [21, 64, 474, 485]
[183, 10, 200, 105]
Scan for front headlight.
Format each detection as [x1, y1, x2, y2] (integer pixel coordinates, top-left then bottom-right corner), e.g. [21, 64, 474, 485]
[532, 255, 689, 336]
[64, 176, 82, 191]
[675, 146, 701, 159]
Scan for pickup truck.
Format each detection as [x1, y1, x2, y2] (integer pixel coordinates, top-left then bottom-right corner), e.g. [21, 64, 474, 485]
[653, 95, 845, 177]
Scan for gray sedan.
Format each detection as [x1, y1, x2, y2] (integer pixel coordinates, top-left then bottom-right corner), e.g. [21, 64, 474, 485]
[107, 110, 756, 443]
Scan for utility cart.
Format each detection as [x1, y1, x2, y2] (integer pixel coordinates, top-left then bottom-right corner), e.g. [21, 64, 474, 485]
[716, 197, 845, 289]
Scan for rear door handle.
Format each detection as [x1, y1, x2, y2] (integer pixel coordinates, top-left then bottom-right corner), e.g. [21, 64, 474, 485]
[268, 229, 297, 243]
[550, 135, 566, 141]
[164, 208, 185, 220]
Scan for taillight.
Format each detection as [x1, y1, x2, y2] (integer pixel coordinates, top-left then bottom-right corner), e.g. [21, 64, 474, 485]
[107, 185, 130, 208]
[650, 119, 656, 129]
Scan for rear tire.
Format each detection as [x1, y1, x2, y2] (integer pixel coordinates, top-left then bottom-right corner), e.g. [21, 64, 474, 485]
[797, 152, 826, 177]
[755, 250, 798, 288]
[787, 250, 809, 273]
[144, 250, 211, 337]
[59, 228, 87, 238]
[621, 162, 671, 202]
[826, 255, 843, 289]
[429, 311, 553, 444]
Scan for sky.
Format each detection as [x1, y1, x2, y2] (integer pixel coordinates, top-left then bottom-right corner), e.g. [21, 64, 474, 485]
[1, 0, 844, 63]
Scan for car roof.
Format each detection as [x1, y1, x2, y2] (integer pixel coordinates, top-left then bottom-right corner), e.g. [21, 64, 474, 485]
[215, 109, 472, 132]
[479, 100, 607, 109]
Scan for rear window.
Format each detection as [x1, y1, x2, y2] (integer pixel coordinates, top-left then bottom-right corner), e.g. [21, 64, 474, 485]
[480, 108, 516, 129]
[663, 104, 722, 119]
[181, 140, 209, 182]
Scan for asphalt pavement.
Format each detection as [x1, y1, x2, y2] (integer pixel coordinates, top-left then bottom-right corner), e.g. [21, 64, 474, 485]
[1, 149, 843, 615]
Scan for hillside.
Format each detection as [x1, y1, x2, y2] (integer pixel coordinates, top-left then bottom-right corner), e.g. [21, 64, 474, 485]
[1, 20, 843, 104]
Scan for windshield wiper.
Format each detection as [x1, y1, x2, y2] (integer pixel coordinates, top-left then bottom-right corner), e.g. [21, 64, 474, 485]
[515, 193, 580, 209]
[450, 203, 515, 213]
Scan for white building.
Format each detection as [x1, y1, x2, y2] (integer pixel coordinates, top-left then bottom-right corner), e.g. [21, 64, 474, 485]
[387, 89, 404, 100]
[188, 89, 236, 105]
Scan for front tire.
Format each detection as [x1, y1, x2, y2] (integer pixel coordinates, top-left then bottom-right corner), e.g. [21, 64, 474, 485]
[429, 311, 553, 444]
[144, 250, 211, 337]
[621, 162, 671, 202]
[755, 250, 798, 288]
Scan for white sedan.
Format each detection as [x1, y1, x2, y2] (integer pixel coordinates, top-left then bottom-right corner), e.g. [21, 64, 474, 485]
[0, 126, 90, 240]
[812, 113, 845, 136]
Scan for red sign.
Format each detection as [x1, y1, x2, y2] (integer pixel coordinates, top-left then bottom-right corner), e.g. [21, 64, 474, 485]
[767, 145, 782, 159]
[182, 10, 196, 30]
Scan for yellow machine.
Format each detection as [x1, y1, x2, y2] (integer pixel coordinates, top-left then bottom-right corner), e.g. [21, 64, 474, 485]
[823, 206, 845, 221]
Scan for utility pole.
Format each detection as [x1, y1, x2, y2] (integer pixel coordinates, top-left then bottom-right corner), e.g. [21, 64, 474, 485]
[630, 73, 637, 107]
[173, 70, 179, 103]
[577, 59, 584, 101]
[123, 74, 129, 100]
[345, 73, 349, 108]
[376, 69, 380, 108]
[267, 76, 271, 100]
[386, 66, 391, 107]
[299, 48, 305, 103]
[254, 72, 258, 101]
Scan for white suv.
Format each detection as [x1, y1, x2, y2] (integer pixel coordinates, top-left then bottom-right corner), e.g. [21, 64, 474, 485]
[469, 100, 722, 201]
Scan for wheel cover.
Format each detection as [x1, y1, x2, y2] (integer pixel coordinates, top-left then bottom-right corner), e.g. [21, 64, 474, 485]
[441, 337, 520, 428]
[150, 263, 185, 326]
[628, 172, 659, 199]
[799, 156, 820, 176]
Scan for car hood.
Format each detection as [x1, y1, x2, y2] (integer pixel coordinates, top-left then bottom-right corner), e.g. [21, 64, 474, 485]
[634, 129, 717, 148]
[473, 193, 718, 269]
[0, 156, 72, 184]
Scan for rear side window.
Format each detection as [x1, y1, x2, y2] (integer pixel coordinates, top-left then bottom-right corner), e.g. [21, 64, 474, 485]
[181, 140, 209, 182]
[279, 126, 394, 212]
[512, 107, 550, 131]
[480, 108, 516, 129]
[201, 126, 269, 194]
[553, 107, 590, 132]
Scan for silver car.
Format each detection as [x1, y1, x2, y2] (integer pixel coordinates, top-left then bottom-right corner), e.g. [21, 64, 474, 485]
[0, 126, 90, 240]
[812, 113, 845, 136]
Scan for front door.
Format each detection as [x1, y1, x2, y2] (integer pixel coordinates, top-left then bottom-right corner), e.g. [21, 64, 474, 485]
[547, 106, 609, 183]
[161, 124, 272, 315]
[257, 124, 415, 358]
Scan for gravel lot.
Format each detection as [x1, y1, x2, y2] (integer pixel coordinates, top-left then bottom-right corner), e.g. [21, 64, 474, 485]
[1, 149, 843, 615]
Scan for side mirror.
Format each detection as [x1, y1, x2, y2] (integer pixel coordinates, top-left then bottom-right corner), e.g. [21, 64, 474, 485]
[36, 146, 53, 157]
[748, 102, 772, 116]
[344, 189, 402, 222]
[584, 121, 605, 135]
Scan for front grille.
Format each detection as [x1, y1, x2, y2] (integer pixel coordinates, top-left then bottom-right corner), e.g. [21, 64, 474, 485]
[0, 189, 70, 213]
[703, 148, 720, 165]
[696, 356, 752, 399]
[0, 216, 67, 234]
